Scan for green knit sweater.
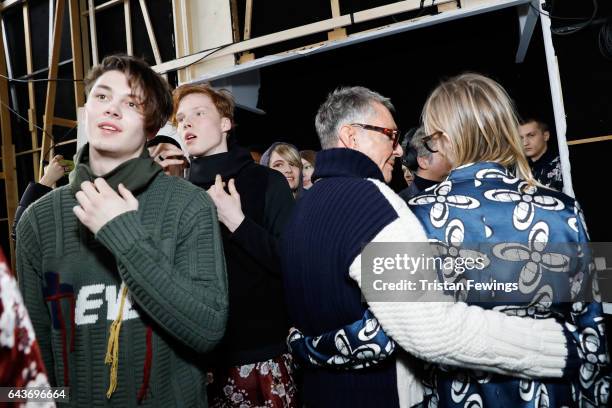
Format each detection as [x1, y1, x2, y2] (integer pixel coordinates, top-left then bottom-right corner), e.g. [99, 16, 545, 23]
[16, 146, 228, 407]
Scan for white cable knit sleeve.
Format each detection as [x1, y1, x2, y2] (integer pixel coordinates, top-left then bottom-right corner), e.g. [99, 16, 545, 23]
[352, 179, 570, 379]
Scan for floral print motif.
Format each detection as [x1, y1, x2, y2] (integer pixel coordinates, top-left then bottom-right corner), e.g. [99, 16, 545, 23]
[208, 353, 297, 408]
[0, 248, 53, 408]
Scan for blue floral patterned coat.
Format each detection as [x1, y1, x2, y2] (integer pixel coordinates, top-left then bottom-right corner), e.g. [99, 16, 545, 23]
[405, 161, 609, 407]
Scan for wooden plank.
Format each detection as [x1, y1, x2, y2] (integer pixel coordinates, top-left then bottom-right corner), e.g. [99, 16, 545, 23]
[229, 0, 241, 42]
[81, 0, 122, 15]
[153, 0, 457, 75]
[352, 0, 454, 23]
[243, 0, 253, 40]
[171, 0, 188, 82]
[68, 0, 86, 107]
[15, 137, 77, 156]
[0, 24, 19, 266]
[51, 116, 78, 128]
[567, 135, 612, 146]
[79, 0, 91, 73]
[153, 14, 352, 74]
[328, 28, 347, 40]
[437, 1, 459, 12]
[0, 0, 23, 13]
[88, 0, 98, 65]
[40, 0, 66, 180]
[138, 0, 161, 64]
[22, 2, 40, 180]
[330, 0, 341, 18]
[124, 0, 133, 55]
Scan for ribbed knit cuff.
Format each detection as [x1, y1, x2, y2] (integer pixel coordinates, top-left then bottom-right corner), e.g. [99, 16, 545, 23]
[487, 315, 568, 378]
[95, 210, 145, 254]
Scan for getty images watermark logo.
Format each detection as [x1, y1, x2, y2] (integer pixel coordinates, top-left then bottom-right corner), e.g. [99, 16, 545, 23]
[361, 242, 608, 303]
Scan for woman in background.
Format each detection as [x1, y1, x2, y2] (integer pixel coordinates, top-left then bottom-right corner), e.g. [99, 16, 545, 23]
[261, 142, 303, 198]
[299, 150, 317, 189]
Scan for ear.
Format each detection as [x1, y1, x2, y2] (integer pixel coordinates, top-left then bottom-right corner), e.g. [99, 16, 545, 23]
[338, 124, 358, 149]
[416, 155, 429, 170]
[543, 130, 550, 142]
[221, 117, 232, 133]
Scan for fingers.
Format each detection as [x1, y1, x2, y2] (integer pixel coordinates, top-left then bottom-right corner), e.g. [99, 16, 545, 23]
[118, 183, 138, 208]
[214, 174, 223, 188]
[93, 177, 114, 195]
[228, 179, 240, 197]
[75, 190, 93, 212]
[73, 205, 86, 222]
[80, 181, 99, 198]
[150, 144, 163, 158]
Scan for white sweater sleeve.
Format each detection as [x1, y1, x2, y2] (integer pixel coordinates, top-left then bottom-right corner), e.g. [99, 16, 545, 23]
[353, 179, 571, 379]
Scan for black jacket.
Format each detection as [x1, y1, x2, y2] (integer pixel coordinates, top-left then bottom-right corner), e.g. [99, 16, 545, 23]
[189, 145, 295, 365]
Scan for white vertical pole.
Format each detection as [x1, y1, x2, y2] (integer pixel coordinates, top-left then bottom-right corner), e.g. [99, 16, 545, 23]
[539, 0, 574, 197]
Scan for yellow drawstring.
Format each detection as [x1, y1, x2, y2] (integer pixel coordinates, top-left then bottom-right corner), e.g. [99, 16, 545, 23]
[105, 284, 129, 399]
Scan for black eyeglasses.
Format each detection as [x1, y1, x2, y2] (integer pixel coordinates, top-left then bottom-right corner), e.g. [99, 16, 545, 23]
[350, 123, 401, 149]
[422, 131, 442, 153]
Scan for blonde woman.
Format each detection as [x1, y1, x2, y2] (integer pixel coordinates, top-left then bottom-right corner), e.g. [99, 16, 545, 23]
[261, 142, 303, 198]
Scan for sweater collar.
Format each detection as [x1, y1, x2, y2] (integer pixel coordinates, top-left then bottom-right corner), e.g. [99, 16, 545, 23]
[69, 143, 162, 196]
[188, 145, 254, 189]
[312, 148, 385, 182]
[413, 174, 439, 191]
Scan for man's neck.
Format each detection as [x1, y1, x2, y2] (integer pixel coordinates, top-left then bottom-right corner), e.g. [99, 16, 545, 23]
[530, 146, 548, 162]
[89, 147, 141, 176]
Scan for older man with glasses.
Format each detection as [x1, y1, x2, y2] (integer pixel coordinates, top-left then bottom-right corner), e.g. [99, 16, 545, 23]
[281, 86, 581, 408]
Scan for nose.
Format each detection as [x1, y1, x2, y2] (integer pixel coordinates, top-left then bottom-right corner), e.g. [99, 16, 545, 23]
[393, 143, 403, 157]
[104, 101, 121, 118]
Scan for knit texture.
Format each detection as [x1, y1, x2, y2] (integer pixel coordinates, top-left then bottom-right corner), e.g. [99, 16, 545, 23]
[16, 147, 228, 407]
[281, 148, 400, 408]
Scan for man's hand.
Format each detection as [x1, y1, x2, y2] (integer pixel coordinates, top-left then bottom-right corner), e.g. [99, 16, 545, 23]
[40, 154, 68, 187]
[150, 143, 188, 177]
[73, 178, 139, 234]
[206, 174, 245, 233]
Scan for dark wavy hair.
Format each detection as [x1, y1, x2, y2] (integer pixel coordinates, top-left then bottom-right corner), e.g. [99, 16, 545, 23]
[84, 54, 173, 136]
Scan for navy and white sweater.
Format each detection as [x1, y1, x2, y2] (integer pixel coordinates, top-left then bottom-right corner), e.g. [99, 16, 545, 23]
[281, 148, 401, 408]
[282, 149, 578, 408]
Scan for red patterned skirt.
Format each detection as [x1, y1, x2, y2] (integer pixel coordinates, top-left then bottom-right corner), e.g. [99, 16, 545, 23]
[208, 353, 298, 407]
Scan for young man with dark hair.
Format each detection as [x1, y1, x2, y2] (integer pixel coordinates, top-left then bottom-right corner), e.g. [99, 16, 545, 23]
[519, 118, 564, 191]
[16, 55, 228, 407]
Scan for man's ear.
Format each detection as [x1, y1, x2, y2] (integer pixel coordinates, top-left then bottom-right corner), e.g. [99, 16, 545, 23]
[221, 117, 232, 133]
[543, 130, 550, 142]
[338, 124, 357, 149]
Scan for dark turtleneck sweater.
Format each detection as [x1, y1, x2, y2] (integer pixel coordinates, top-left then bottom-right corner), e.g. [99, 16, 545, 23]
[189, 145, 295, 365]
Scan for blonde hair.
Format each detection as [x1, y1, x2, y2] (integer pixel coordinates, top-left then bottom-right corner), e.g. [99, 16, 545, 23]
[422, 73, 536, 186]
[268, 143, 303, 170]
